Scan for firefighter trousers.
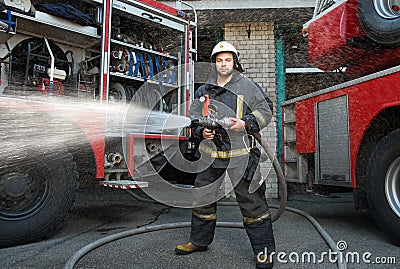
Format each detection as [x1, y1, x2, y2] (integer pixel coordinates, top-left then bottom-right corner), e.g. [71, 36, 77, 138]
[189, 164, 276, 255]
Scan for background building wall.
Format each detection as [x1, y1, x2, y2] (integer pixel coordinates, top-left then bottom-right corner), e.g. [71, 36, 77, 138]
[224, 22, 278, 199]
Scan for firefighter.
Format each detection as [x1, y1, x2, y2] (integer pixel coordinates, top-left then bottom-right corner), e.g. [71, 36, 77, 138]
[175, 41, 275, 269]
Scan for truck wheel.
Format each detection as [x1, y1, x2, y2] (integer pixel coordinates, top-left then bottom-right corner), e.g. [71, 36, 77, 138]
[367, 129, 400, 246]
[109, 82, 131, 103]
[0, 148, 78, 248]
[109, 82, 127, 103]
[358, 0, 400, 46]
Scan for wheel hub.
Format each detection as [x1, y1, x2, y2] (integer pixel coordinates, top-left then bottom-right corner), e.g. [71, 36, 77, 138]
[0, 169, 47, 219]
[1, 172, 30, 199]
[374, 0, 400, 19]
[385, 157, 400, 218]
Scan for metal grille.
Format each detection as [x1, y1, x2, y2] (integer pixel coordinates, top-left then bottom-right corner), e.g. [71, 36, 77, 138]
[316, 95, 351, 184]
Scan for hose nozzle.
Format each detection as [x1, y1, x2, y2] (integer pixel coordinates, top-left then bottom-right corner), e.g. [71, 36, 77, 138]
[191, 117, 233, 130]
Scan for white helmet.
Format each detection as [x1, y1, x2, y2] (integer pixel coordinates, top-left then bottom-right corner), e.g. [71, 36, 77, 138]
[210, 41, 239, 60]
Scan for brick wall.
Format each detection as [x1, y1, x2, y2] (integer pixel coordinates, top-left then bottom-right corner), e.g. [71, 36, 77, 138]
[223, 22, 279, 199]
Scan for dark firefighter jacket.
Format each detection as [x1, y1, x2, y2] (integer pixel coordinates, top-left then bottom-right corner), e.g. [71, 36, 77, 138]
[190, 70, 272, 168]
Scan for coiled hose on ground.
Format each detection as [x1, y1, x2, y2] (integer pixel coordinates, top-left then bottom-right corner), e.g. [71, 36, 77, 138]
[64, 133, 347, 269]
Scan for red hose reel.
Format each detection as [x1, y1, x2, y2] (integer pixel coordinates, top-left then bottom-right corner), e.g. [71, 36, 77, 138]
[38, 78, 64, 96]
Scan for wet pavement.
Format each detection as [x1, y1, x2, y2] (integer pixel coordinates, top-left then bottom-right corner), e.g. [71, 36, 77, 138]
[0, 187, 399, 269]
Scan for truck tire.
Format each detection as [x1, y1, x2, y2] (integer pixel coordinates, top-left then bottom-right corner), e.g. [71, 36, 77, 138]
[109, 82, 131, 103]
[0, 148, 78, 248]
[358, 0, 400, 46]
[367, 129, 400, 246]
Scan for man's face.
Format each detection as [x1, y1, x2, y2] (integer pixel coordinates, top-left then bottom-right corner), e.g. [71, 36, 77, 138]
[215, 52, 234, 77]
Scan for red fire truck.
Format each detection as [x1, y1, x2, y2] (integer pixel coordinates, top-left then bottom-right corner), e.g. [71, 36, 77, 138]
[0, 0, 197, 247]
[282, 0, 400, 245]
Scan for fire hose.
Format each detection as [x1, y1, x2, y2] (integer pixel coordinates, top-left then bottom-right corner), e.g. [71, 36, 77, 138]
[190, 116, 287, 222]
[64, 116, 347, 269]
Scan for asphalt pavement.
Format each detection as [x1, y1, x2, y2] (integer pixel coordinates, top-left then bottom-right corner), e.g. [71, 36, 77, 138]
[0, 187, 399, 269]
